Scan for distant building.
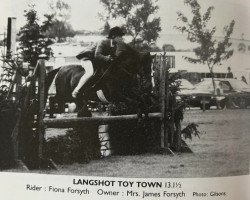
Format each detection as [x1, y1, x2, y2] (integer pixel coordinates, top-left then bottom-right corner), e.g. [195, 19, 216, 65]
[152, 51, 250, 84]
[37, 34, 250, 85]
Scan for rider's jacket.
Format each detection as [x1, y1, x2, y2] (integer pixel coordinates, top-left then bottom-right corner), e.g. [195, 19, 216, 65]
[76, 39, 116, 63]
[76, 39, 126, 68]
[75, 40, 128, 88]
[94, 39, 128, 80]
[95, 39, 116, 63]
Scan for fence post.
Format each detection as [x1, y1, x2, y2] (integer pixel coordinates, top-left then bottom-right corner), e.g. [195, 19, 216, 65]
[160, 55, 166, 148]
[6, 17, 16, 59]
[37, 60, 46, 167]
[36, 60, 57, 169]
[11, 73, 22, 160]
[159, 54, 174, 155]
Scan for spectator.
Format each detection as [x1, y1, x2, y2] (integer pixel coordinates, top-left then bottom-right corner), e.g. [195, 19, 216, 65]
[225, 67, 233, 78]
[241, 76, 247, 84]
[215, 82, 224, 109]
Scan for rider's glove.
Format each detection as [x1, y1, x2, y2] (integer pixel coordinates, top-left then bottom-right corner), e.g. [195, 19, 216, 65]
[107, 55, 113, 62]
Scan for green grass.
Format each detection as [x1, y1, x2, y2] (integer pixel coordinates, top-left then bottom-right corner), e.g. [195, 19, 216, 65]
[6, 109, 250, 178]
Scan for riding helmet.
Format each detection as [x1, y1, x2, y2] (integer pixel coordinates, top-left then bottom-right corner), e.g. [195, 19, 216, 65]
[107, 26, 125, 39]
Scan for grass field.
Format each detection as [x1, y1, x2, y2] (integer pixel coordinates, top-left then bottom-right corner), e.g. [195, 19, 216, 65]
[27, 109, 250, 178]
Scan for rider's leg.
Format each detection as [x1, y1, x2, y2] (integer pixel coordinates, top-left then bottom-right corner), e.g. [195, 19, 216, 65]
[72, 60, 94, 98]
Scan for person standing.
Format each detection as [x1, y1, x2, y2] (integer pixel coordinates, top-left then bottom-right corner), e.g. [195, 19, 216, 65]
[215, 82, 224, 109]
[225, 67, 233, 78]
[241, 75, 247, 84]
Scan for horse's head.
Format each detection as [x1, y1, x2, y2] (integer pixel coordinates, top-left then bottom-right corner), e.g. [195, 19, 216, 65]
[139, 52, 155, 79]
[106, 44, 157, 114]
[113, 44, 154, 80]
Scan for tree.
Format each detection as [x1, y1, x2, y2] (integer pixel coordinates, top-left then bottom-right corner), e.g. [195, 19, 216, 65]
[99, 0, 161, 45]
[49, 0, 71, 21]
[176, 0, 235, 91]
[45, 19, 75, 42]
[18, 4, 54, 67]
[46, 0, 75, 42]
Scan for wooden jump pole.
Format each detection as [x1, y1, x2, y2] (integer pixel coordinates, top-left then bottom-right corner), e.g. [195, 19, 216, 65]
[44, 113, 162, 128]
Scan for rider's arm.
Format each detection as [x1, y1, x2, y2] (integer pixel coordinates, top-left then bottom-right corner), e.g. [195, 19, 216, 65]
[95, 40, 112, 62]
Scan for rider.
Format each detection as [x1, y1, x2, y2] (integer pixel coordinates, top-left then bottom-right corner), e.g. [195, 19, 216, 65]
[72, 26, 126, 98]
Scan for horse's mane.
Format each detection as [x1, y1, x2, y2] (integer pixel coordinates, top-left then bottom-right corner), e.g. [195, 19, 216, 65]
[111, 43, 140, 70]
[116, 43, 139, 60]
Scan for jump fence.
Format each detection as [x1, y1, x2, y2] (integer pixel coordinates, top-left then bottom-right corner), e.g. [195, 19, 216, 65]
[8, 54, 182, 169]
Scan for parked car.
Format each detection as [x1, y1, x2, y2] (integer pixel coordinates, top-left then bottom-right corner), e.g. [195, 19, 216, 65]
[177, 79, 195, 96]
[190, 78, 250, 109]
[177, 79, 215, 109]
[216, 78, 250, 108]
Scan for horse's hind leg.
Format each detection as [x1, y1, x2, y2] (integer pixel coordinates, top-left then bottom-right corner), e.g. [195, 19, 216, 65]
[57, 97, 66, 115]
[49, 96, 56, 118]
[48, 95, 65, 118]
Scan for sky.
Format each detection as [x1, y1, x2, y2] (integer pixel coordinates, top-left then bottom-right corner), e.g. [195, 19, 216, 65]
[0, 0, 250, 39]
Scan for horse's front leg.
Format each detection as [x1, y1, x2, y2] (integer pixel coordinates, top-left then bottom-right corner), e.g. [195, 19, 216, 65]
[76, 98, 91, 117]
[120, 95, 145, 124]
[126, 90, 149, 120]
[49, 95, 65, 118]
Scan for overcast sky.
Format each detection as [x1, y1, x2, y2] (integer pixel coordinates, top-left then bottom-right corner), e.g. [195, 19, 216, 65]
[1, 0, 250, 39]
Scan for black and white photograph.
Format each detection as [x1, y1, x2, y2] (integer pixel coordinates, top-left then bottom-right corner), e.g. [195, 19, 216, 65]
[0, 0, 249, 199]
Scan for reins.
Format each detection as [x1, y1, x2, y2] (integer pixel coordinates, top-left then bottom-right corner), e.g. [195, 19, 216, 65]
[88, 63, 113, 91]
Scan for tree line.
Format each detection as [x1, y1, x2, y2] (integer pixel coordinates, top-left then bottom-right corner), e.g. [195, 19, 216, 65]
[10, 0, 235, 78]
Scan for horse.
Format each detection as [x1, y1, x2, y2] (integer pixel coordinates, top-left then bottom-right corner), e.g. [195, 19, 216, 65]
[45, 44, 155, 118]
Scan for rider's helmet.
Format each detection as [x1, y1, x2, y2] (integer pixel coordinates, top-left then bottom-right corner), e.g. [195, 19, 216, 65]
[107, 26, 125, 39]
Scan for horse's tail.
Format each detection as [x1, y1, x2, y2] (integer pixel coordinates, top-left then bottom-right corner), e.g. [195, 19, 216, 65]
[44, 67, 61, 103]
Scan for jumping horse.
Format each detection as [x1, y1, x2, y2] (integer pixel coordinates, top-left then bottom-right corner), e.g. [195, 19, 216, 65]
[45, 44, 155, 118]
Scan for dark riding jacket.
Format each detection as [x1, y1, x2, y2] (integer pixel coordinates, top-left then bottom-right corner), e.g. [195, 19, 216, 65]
[76, 39, 128, 90]
[95, 39, 127, 66]
[95, 39, 116, 63]
[76, 39, 127, 81]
